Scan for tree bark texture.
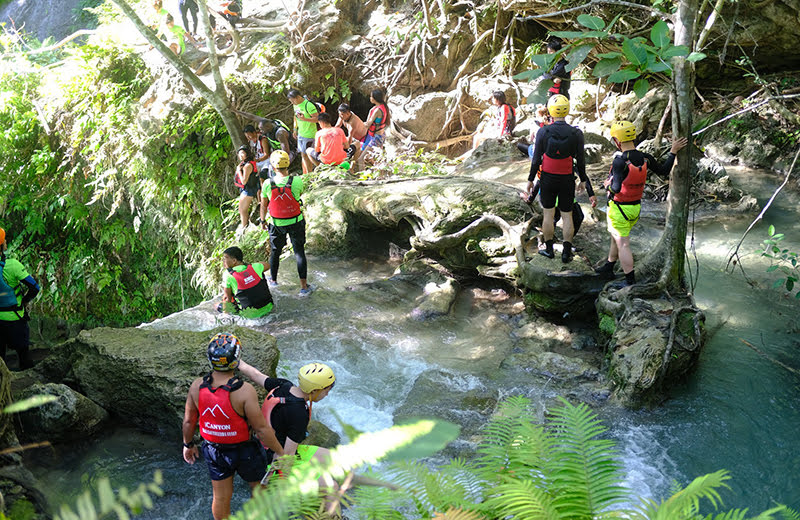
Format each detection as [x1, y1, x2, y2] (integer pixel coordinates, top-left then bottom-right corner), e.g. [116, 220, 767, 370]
[108, 0, 245, 148]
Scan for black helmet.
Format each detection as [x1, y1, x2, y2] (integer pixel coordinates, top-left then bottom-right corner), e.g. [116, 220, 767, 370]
[207, 332, 242, 371]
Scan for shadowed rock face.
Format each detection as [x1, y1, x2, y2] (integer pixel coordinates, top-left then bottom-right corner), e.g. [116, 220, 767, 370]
[0, 0, 87, 42]
[15, 383, 109, 443]
[35, 326, 280, 434]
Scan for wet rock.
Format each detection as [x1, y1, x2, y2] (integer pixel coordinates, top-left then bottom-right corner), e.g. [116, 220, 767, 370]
[14, 383, 108, 443]
[306, 420, 340, 449]
[410, 277, 459, 321]
[36, 327, 280, 434]
[393, 369, 498, 440]
[501, 346, 599, 383]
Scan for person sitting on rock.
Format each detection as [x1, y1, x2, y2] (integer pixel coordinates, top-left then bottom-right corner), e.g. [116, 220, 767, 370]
[260, 150, 312, 296]
[595, 121, 687, 286]
[306, 112, 350, 170]
[473, 90, 516, 149]
[164, 13, 197, 55]
[217, 246, 274, 318]
[525, 94, 596, 262]
[182, 333, 284, 520]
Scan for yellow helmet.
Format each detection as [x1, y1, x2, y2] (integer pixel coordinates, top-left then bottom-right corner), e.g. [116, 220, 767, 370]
[610, 121, 637, 142]
[270, 150, 291, 169]
[547, 94, 570, 117]
[298, 363, 335, 394]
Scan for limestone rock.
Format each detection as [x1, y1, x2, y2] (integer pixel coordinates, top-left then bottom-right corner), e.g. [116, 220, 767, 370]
[390, 92, 452, 142]
[305, 420, 341, 448]
[628, 90, 670, 139]
[36, 327, 280, 434]
[14, 383, 108, 443]
[393, 369, 498, 439]
[410, 277, 459, 321]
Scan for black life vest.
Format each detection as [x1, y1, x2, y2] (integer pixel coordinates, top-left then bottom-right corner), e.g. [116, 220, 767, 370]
[264, 120, 297, 153]
[229, 264, 273, 310]
[268, 173, 302, 220]
[541, 130, 574, 175]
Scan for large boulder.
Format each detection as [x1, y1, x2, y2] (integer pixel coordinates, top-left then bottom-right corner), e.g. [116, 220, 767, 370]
[35, 327, 280, 434]
[14, 383, 108, 443]
[390, 92, 452, 142]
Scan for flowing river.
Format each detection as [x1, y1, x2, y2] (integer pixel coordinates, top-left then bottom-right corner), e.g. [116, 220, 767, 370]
[25, 166, 800, 517]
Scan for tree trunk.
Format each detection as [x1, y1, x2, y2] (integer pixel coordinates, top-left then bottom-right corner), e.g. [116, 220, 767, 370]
[108, 0, 245, 148]
[644, 0, 697, 291]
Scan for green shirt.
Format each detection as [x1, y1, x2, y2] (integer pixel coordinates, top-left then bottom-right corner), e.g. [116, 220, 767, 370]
[168, 24, 187, 54]
[222, 263, 273, 318]
[294, 99, 318, 139]
[0, 257, 29, 321]
[262, 175, 305, 226]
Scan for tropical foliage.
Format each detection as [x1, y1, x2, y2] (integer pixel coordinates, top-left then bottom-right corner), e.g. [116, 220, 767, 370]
[759, 225, 800, 298]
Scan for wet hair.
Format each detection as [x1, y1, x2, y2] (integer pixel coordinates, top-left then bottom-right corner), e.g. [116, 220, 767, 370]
[223, 246, 244, 262]
[165, 13, 174, 24]
[338, 103, 351, 113]
[547, 38, 563, 52]
[287, 89, 302, 100]
[243, 124, 256, 134]
[237, 144, 253, 161]
[370, 89, 391, 125]
[492, 91, 507, 105]
[317, 112, 334, 125]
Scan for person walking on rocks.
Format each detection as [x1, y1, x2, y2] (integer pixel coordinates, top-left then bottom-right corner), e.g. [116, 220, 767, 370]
[527, 95, 596, 262]
[595, 121, 687, 286]
[182, 332, 284, 520]
[234, 144, 260, 233]
[260, 150, 311, 296]
[0, 227, 39, 370]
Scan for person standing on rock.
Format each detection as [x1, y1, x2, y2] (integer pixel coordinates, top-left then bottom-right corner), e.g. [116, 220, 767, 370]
[217, 246, 274, 318]
[288, 89, 319, 175]
[234, 144, 260, 234]
[182, 332, 284, 520]
[260, 150, 311, 296]
[0, 228, 39, 370]
[526, 95, 596, 262]
[595, 121, 688, 286]
[544, 38, 571, 99]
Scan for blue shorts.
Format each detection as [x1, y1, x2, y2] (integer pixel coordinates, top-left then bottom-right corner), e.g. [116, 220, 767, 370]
[361, 133, 385, 150]
[297, 136, 315, 154]
[240, 186, 258, 198]
[526, 143, 534, 159]
[202, 440, 267, 482]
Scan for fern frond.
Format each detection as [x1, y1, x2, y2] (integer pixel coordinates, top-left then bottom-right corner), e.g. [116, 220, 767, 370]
[480, 479, 560, 520]
[432, 507, 487, 519]
[547, 398, 628, 517]
[636, 469, 731, 520]
[779, 506, 800, 520]
[348, 485, 408, 520]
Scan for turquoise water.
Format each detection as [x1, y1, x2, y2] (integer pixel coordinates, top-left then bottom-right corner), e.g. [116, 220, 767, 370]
[26, 167, 800, 516]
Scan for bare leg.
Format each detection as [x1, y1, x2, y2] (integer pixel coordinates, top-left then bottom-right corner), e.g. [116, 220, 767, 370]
[615, 235, 634, 273]
[608, 236, 619, 262]
[541, 207, 556, 241]
[561, 210, 574, 243]
[238, 194, 253, 229]
[211, 477, 234, 520]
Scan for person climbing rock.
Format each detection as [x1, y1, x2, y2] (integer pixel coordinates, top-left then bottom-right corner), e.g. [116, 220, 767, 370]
[260, 150, 312, 296]
[217, 246, 274, 318]
[335, 103, 368, 144]
[0, 228, 39, 370]
[526, 95, 596, 262]
[244, 124, 270, 177]
[234, 144, 260, 233]
[306, 112, 351, 170]
[596, 121, 688, 286]
[182, 333, 284, 520]
[287, 89, 319, 174]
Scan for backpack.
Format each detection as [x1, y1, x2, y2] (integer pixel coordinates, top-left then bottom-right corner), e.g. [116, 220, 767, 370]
[303, 96, 326, 115]
[0, 258, 22, 312]
[544, 133, 571, 159]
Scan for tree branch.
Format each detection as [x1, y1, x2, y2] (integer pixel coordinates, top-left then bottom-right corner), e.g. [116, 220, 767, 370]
[514, 0, 670, 22]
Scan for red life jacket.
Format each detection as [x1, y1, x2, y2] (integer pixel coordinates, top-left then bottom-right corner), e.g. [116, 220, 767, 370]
[198, 374, 251, 444]
[613, 160, 648, 203]
[260, 387, 309, 449]
[234, 160, 258, 189]
[268, 173, 302, 219]
[367, 104, 388, 136]
[229, 264, 273, 309]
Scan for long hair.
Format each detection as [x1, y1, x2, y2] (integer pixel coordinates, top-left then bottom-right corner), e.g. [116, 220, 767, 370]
[371, 89, 390, 125]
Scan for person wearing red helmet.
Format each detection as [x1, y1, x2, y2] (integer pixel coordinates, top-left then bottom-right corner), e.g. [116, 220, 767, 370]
[0, 227, 40, 370]
[182, 333, 284, 520]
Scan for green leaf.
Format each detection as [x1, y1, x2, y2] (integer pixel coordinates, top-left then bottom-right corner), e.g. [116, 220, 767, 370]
[662, 45, 690, 58]
[773, 279, 785, 289]
[768, 224, 776, 235]
[787, 278, 794, 291]
[687, 51, 707, 62]
[566, 44, 595, 71]
[593, 57, 622, 77]
[529, 53, 554, 69]
[527, 79, 555, 104]
[607, 69, 641, 83]
[633, 78, 650, 98]
[382, 418, 460, 462]
[550, 31, 587, 39]
[648, 61, 672, 74]
[514, 69, 544, 81]
[767, 265, 780, 272]
[3, 395, 58, 414]
[650, 20, 670, 48]
[597, 51, 622, 59]
[623, 38, 648, 66]
[577, 14, 605, 30]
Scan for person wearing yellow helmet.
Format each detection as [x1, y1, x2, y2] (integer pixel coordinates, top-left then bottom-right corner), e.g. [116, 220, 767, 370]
[596, 121, 688, 286]
[525, 95, 597, 262]
[182, 333, 284, 520]
[260, 150, 312, 296]
[0, 227, 40, 370]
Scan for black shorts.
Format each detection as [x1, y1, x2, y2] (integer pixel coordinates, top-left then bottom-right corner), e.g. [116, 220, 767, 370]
[539, 172, 575, 212]
[268, 219, 306, 251]
[201, 439, 267, 482]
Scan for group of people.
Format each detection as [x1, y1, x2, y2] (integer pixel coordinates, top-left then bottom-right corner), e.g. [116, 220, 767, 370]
[150, 0, 242, 55]
[182, 332, 341, 519]
[223, 88, 392, 307]
[519, 94, 687, 285]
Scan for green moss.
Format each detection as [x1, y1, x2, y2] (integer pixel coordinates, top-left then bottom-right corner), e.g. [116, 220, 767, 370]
[7, 498, 37, 520]
[524, 291, 557, 312]
[598, 314, 617, 336]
